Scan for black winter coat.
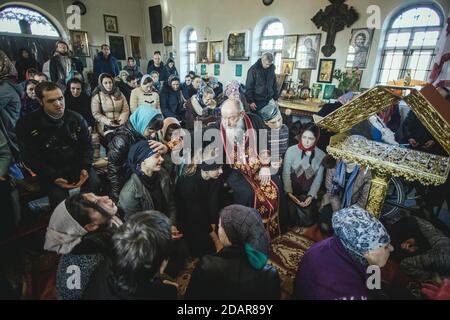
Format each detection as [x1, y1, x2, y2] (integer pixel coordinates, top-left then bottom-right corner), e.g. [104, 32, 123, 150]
[245, 59, 279, 105]
[160, 83, 184, 119]
[185, 246, 280, 299]
[106, 121, 145, 201]
[16, 109, 93, 183]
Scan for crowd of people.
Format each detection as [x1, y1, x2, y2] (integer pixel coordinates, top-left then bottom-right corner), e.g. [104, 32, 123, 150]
[0, 42, 450, 300]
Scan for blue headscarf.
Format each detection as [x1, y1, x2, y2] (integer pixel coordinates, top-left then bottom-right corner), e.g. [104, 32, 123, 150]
[129, 106, 162, 136]
[331, 160, 360, 209]
[220, 205, 269, 270]
[333, 205, 390, 266]
[127, 140, 158, 176]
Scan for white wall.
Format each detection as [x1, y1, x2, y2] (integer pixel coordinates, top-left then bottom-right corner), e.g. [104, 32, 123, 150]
[141, 0, 450, 88]
[1, 0, 449, 88]
[0, 0, 146, 70]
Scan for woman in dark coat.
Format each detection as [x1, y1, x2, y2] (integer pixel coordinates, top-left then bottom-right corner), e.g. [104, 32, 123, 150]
[20, 79, 40, 117]
[175, 154, 224, 257]
[160, 75, 185, 120]
[64, 78, 95, 128]
[186, 205, 281, 300]
[15, 48, 40, 82]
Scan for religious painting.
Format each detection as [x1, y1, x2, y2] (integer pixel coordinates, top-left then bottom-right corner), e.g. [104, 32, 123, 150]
[323, 84, 336, 100]
[197, 42, 209, 64]
[163, 26, 173, 46]
[103, 15, 118, 33]
[201, 64, 207, 76]
[108, 35, 126, 60]
[69, 30, 90, 57]
[282, 35, 298, 59]
[130, 36, 141, 59]
[227, 32, 249, 61]
[209, 41, 224, 64]
[281, 59, 295, 75]
[317, 59, 336, 83]
[346, 28, 374, 69]
[297, 69, 312, 88]
[296, 34, 321, 69]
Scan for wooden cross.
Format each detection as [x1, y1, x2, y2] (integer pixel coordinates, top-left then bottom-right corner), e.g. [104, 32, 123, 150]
[311, 0, 359, 57]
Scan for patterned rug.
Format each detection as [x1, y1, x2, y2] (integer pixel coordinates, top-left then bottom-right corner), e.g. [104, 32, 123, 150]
[268, 227, 316, 299]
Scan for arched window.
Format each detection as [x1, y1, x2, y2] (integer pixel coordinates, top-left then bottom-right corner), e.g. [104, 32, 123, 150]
[187, 29, 197, 73]
[377, 5, 444, 84]
[0, 5, 60, 37]
[259, 20, 284, 71]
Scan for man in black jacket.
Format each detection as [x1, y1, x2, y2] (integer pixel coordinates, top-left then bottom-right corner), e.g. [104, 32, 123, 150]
[245, 52, 279, 113]
[16, 81, 100, 209]
[146, 51, 169, 83]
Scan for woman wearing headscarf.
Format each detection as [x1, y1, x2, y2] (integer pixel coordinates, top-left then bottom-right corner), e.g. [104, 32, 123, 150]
[130, 74, 160, 113]
[44, 192, 123, 300]
[15, 48, 40, 82]
[20, 79, 40, 117]
[118, 140, 178, 233]
[160, 75, 185, 120]
[64, 78, 95, 128]
[175, 148, 224, 257]
[185, 81, 218, 130]
[0, 50, 22, 163]
[115, 70, 132, 104]
[107, 106, 164, 202]
[293, 205, 393, 300]
[186, 204, 281, 299]
[283, 123, 325, 227]
[157, 117, 182, 181]
[165, 58, 178, 77]
[319, 157, 371, 234]
[91, 73, 130, 146]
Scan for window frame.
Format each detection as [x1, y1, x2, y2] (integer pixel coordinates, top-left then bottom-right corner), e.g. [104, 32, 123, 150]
[259, 20, 284, 71]
[0, 4, 61, 38]
[376, 4, 444, 84]
[186, 28, 197, 74]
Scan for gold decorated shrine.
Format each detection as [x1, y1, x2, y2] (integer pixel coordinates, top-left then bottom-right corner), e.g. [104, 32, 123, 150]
[316, 84, 450, 217]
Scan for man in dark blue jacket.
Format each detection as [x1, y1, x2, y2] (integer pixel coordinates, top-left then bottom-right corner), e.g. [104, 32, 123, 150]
[146, 51, 169, 83]
[160, 75, 184, 120]
[245, 52, 279, 113]
[93, 44, 120, 87]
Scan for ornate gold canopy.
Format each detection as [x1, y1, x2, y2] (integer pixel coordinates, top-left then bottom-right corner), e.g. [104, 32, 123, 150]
[317, 84, 450, 155]
[316, 84, 450, 217]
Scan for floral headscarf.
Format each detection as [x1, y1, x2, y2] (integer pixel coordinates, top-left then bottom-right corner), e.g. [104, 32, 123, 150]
[224, 80, 241, 100]
[332, 205, 391, 266]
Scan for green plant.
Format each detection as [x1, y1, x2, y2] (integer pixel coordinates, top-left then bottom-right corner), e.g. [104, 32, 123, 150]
[332, 69, 361, 98]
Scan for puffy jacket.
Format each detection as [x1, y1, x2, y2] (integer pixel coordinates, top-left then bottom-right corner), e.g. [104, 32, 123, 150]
[160, 82, 184, 119]
[245, 58, 279, 105]
[91, 91, 130, 136]
[107, 122, 145, 201]
[16, 109, 93, 183]
[129, 86, 160, 113]
[118, 171, 177, 225]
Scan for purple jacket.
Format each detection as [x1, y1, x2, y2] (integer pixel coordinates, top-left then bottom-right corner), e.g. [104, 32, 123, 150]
[293, 235, 369, 300]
